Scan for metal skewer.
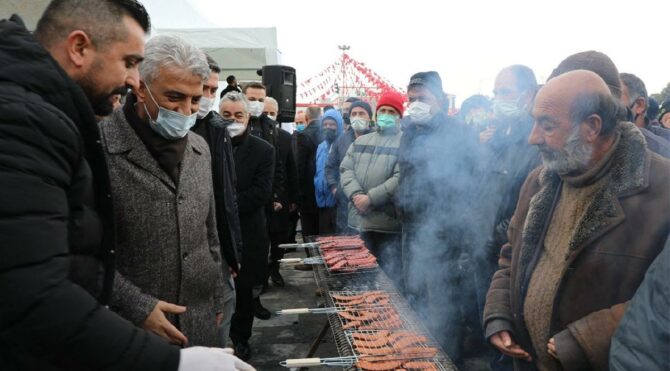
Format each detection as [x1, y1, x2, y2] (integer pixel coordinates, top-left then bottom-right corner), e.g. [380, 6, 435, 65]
[276, 305, 391, 315]
[279, 257, 323, 265]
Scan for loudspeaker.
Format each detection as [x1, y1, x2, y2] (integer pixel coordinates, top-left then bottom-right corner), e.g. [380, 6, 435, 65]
[261, 65, 296, 123]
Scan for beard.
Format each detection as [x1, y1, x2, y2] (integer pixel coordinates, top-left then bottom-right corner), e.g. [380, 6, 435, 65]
[79, 77, 127, 116]
[539, 125, 593, 175]
[77, 58, 128, 116]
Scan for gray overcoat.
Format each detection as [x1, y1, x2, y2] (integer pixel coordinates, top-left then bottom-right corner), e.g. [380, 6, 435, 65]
[100, 109, 225, 347]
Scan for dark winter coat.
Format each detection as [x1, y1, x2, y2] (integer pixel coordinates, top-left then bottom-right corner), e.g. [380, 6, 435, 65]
[397, 111, 482, 257]
[100, 108, 225, 347]
[326, 129, 356, 229]
[192, 111, 243, 272]
[483, 122, 670, 371]
[297, 120, 322, 213]
[609, 234, 670, 371]
[0, 15, 179, 370]
[269, 127, 299, 233]
[233, 132, 275, 287]
[480, 116, 541, 255]
[249, 114, 285, 205]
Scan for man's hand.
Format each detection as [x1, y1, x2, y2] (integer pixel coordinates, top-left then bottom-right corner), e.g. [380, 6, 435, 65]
[216, 312, 223, 326]
[143, 300, 188, 345]
[273, 202, 283, 211]
[547, 337, 557, 359]
[479, 126, 496, 144]
[331, 187, 337, 196]
[490, 331, 532, 362]
[229, 266, 238, 278]
[352, 194, 371, 213]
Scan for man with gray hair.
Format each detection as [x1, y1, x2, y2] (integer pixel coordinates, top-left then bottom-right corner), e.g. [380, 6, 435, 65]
[100, 35, 228, 348]
[219, 91, 276, 360]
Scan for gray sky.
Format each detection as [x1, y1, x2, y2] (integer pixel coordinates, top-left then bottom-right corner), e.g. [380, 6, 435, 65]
[144, 0, 670, 106]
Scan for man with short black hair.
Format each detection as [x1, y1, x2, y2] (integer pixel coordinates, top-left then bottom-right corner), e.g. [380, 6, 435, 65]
[220, 74, 241, 97]
[620, 72, 670, 141]
[0, 1, 252, 369]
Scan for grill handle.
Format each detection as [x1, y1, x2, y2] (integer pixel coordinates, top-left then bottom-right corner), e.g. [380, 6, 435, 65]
[283, 358, 322, 367]
[277, 308, 310, 315]
[279, 258, 303, 264]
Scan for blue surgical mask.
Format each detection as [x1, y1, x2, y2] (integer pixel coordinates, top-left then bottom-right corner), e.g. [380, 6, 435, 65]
[143, 83, 197, 139]
[296, 124, 306, 132]
[376, 113, 398, 130]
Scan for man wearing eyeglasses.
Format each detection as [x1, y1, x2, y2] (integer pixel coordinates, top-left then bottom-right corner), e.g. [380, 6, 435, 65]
[219, 92, 275, 361]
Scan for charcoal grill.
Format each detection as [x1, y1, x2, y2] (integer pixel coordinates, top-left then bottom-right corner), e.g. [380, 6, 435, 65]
[281, 235, 458, 371]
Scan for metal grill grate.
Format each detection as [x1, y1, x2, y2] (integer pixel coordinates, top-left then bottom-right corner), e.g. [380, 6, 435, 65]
[296, 235, 459, 370]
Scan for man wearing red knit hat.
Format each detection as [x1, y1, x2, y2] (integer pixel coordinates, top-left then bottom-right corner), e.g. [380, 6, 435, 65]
[340, 91, 405, 287]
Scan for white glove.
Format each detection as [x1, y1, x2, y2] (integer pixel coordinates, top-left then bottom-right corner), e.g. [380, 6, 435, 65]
[178, 347, 255, 371]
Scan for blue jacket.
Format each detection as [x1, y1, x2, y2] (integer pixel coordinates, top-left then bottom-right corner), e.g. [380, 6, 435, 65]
[314, 110, 343, 208]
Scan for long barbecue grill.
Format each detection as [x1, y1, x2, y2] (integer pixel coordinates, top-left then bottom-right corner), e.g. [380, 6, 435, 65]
[278, 235, 459, 371]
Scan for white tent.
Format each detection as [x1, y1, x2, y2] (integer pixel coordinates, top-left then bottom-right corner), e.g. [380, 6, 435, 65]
[154, 27, 280, 82]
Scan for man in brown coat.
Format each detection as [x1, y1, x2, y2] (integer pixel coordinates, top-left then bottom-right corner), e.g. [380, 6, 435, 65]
[484, 70, 670, 371]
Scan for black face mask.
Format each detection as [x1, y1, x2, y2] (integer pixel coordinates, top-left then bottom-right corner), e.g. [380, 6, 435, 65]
[323, 128, 337, 142]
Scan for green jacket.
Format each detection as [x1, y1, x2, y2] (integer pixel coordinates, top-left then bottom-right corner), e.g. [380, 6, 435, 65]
[340, 126, 402, 233]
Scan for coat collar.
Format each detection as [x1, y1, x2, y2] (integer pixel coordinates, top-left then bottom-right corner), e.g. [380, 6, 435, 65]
[101, 107, 206, 191]
[519, 121, 650, 276]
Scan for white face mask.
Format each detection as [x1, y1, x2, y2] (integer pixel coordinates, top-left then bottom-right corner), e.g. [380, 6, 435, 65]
[493, 99, 521, 119]
[226, 122, 247, 138]
[197, 96, 215, 119]
[248, 101, 264, 117]
[268, 114, 277, 121]
[350, 117, 369, 132]
[407, 101, 433, 123]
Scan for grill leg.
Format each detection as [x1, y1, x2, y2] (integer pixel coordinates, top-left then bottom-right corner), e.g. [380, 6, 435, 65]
[298, 320, 331, 371]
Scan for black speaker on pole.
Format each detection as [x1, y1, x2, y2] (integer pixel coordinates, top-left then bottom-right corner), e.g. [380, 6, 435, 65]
[261, 65, 296, 123]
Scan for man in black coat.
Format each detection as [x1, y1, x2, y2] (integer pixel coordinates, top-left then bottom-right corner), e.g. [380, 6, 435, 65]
[397, 71, 481, 364]
[0, 2, 254, 370]
[297, 106, 323, 237]
[0, 2, 185, 370]
[191, 55, 242, 347]
[264, 98, 299, 287]
[221, 92, 275, 361]
[243, 82, 284, 317]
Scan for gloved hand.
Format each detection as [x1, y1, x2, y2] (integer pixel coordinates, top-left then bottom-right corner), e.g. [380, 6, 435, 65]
[178, 347, 255, 371]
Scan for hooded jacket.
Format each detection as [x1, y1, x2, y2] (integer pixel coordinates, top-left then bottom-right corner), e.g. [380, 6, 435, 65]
[0, 15, 179, 370]
[314, 109, 344, 208]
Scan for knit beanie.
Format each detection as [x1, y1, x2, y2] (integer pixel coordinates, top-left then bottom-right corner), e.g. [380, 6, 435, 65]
[407, 71, 444, 99]
[349, 100, 373, 119]
[376, 91, 405, 117]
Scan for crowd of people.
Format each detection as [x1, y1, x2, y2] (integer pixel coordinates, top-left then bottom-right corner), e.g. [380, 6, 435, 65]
[1, 1, 669, 371]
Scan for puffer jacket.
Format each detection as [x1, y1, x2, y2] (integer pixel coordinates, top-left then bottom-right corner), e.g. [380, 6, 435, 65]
[340, 126, 402, 233]
[0, 15, 179, 370]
